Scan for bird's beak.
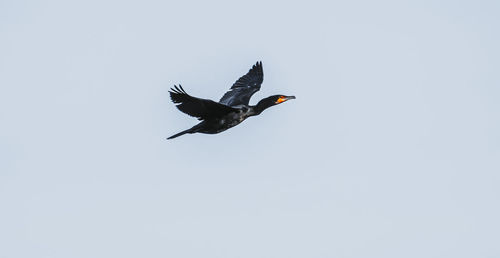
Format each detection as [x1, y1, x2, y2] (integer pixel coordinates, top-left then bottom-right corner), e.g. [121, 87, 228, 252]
[276, 95, 296, 104]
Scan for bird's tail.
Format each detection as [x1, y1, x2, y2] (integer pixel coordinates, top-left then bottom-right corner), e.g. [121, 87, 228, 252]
[167, 128, 193, 140]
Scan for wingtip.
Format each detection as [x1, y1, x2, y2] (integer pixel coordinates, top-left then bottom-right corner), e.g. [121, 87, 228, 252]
[252, 61, 263, 71]
[170, 84, 186, 95]
[179, 84, 186, 93]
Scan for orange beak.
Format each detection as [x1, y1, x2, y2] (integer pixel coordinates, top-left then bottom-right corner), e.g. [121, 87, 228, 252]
[276, 95, 296, 104]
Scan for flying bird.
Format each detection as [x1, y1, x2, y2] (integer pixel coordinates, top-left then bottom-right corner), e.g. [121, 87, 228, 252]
[167, 61, 295, 139]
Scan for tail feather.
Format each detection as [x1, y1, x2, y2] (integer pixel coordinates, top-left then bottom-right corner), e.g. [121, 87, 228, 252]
[167, 129, 192, 140]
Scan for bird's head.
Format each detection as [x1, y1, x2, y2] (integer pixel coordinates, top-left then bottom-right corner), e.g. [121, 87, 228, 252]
[255, 94, 296, 113]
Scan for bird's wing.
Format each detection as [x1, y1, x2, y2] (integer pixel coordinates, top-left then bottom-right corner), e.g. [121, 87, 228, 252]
[219, 61, 263, 106]
[169, 85, 237, 120]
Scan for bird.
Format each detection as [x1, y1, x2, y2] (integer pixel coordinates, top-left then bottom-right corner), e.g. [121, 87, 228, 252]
[167, 61, 295, 140]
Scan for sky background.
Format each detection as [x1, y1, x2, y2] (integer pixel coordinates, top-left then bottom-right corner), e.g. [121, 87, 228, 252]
[1, 0, 499, 257]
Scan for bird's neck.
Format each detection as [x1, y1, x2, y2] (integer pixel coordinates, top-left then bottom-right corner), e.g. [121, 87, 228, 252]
[252, 98, 275, 115]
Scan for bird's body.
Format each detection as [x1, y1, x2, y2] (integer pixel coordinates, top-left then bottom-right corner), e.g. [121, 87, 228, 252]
[167, 62, 295, 139]
[189, 106, 255, 134]
[205, 105, 255, 133]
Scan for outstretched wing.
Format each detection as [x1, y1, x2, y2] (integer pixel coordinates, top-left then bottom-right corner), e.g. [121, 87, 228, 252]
[219, 61, 263, 106]
[169, 85, 237, 120]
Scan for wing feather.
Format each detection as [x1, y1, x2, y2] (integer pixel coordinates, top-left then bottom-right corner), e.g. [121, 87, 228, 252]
[219, 61, 263, 106]
[169, 85, 237, 120]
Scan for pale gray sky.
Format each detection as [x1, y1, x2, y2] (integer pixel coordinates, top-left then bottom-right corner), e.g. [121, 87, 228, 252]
[1, 0, 499, 257]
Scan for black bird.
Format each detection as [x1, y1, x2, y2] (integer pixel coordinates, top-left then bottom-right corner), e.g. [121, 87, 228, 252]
[167, 61, 295, 140]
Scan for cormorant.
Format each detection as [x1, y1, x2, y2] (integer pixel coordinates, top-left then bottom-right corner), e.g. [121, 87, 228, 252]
[167, 61, 295, 139]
